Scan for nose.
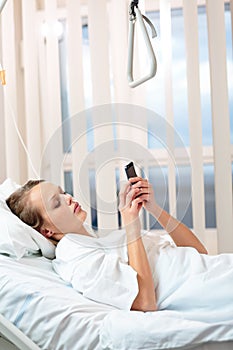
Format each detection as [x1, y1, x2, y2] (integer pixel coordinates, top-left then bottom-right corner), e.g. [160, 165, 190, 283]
[64, 193, 73, 206]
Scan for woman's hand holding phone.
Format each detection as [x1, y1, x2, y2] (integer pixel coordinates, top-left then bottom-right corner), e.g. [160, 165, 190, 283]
[129, 177, 157, 214]
[124, 161, 157, 214]
[118, 181, 142, 230]
[121, 164, 158, 311]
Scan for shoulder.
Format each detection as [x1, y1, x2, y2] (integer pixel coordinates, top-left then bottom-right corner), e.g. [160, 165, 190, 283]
[55, 233, 98, 259]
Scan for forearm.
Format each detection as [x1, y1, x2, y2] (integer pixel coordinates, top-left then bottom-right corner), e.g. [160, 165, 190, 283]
[118, 181, 157, 311]
[150, 204, 208, 254]
[126, 227, 157, 312]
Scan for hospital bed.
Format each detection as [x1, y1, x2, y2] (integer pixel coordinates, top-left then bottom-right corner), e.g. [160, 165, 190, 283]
[1, 178, 233, 350]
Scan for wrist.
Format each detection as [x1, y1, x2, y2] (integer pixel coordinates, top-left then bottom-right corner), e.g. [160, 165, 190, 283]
[148, 203, 163, 218]
[123, 217, 141, 240]
[121, 211, 139, 226]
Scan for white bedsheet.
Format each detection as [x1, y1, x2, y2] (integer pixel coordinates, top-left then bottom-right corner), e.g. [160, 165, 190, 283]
[0, 254, 233, 350]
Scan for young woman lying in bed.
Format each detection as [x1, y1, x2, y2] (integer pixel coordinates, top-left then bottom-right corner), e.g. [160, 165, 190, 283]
[6, 176, 233, 315]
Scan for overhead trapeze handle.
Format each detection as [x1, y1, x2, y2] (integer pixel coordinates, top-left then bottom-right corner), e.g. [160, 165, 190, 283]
[127, 6, 157, 88]
[0, 0, 8, 14]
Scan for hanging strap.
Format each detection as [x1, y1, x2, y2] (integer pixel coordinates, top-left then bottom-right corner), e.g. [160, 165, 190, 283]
[0, 0, 8, 14]
[127, 1, 157, 88]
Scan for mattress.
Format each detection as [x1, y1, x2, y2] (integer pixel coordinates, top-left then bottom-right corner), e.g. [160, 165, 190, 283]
[0, 254, 233, 350]
[192, 343, 233, 350]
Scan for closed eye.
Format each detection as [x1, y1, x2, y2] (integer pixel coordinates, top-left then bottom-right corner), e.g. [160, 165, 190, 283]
[53, 187, 68, 208]
[54, 198, 61, 208]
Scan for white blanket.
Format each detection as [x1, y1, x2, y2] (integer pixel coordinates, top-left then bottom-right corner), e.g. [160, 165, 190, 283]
[53, 230, 233, 319]
[1, 246, 233, 350]
[154, 245, 233, 321]
[100, 310, 233, 350]
[99, 244, 233, 349]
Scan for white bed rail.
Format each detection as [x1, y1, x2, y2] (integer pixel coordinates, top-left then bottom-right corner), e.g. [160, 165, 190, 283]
[0, 314, 40, 350]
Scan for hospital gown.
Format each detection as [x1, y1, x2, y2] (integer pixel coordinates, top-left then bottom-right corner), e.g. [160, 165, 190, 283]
[52, 230, 233, 318]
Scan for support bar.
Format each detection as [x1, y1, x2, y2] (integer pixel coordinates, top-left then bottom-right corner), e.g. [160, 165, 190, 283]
[0, 0, 7, 14]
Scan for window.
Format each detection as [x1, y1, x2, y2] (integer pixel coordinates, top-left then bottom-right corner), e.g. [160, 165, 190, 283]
[58, 3, 233, 230]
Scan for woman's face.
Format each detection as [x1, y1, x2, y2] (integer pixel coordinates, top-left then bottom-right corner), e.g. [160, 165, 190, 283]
[29, 182, 87, 239]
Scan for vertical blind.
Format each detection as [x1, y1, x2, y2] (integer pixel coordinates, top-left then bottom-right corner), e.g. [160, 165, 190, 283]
[0, 0, 232, 252]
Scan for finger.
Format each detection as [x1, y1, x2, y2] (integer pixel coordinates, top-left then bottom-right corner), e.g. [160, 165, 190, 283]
[118, 182, 131, 208]
[131, 197, 142, 208]
[128, 177, 144, 184]
[119, 181, 131, 195]
[131, 197, 144, 211]
[125, 187, 140, 206]
[119, 187, 140, 211]
[133, 185, 149, 197]
[137, 193, 150, 202]
[132, 179, 149, 189]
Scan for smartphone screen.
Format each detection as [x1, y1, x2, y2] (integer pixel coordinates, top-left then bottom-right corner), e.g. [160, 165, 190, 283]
[125, 162, 138, 180]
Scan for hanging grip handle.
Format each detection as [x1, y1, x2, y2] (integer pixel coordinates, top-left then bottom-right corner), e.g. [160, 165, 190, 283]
[0, 0, 8, 14]
[127, 7, 157, 88]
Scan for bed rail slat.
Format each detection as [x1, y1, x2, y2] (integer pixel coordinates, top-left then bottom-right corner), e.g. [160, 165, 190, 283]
[87, 0, 111, 106]
[160, 0, 177, 218]
[183, 0, 206, 242]
[93, 109, 119, 232]
[206, 0, 233, 252]
[42, 0, 64, 186]
[1, 0, 21, 183]
[22, 0, 41, 179]
[66, 0, 92, 225]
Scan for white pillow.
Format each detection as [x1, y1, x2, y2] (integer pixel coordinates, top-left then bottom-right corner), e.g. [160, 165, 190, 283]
[0, 178, 55, 259]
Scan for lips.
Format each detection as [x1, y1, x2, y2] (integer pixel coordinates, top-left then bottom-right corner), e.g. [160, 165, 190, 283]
[73, 202, 80, 213]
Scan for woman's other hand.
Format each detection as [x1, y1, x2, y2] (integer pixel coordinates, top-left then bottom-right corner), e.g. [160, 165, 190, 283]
[129, 177, 157, 215]
[118, 181, 143, 232]
[118, 180, 157, 312]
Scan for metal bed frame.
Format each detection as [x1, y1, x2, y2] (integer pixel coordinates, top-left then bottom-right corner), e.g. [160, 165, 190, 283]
[0, 314, 40, 350]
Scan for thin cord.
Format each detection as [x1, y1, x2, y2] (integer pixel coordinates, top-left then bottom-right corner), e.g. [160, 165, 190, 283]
[4, 90, 40, 178]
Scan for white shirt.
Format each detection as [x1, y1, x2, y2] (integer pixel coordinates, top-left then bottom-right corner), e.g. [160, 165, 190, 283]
[52, 229, 173, 310]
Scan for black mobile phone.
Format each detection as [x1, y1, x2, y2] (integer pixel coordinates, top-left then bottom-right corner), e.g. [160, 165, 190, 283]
[125, 162, 138, 183]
